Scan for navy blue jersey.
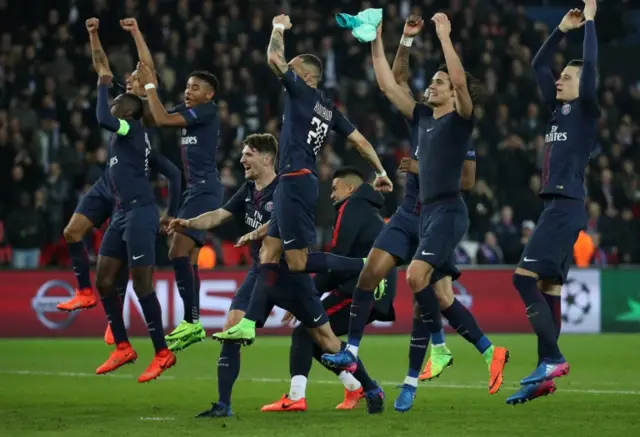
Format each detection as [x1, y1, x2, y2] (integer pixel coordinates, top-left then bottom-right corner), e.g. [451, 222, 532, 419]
[532, 23, 600, 201]
[171, 102, 221, 190]
[96, 84, 155, 210]
[401, 121, 477, 214]
[223, 179, 278, 263]
[278, 70, 355, 174]
[413, 104, 474, 204]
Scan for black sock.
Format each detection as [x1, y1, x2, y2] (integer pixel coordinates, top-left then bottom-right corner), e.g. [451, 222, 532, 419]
[513, 274, 563, 362]
[413, 285, 443, 335]
[115, 266, 129, 302]
[408, 317, 430, 378]
[346, 287, 375, 349]
[68, 241, 91, 290]
[192, 264, 201, 321]
[245, 263, 279, 323]
[138, 291, 167, 352]
[289, 325, 315, 378]
[305, 252, 364, 274]
[441, 299, 491, 353]
[538, 292, 562, 364]
[340, 342, 376, 391]
[172, 257, 196, 323]
[217, 342, 241, 406]
[101, 294, 128, 344]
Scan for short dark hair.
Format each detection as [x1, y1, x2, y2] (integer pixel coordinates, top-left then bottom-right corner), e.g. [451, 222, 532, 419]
[567, 59, 599, 85]
[333, 166, 364, 182]
[437, 64, 483, 104]
[244, 133, 278, 158]
[188, 70, 219, 93]
[298, 54, 323, 78]
[120, 93, 144, 120]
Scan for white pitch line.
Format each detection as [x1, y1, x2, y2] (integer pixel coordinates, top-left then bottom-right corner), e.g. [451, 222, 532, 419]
[1, 370, 639, 396]
[139, 417, 175, 421]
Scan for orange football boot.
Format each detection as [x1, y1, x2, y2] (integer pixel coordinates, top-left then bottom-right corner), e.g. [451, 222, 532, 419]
[138, 349, 176, 383]
[261, 394, 307, 412]
[104, 324, 114, 345]
[488, 346, 510, 394]
[96, 342, 137, 375]
[57, 288, 97, 312]
[335, 387, 364, 410]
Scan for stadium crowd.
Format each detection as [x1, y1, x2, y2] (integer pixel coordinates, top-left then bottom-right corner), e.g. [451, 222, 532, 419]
[0, 0, 639, 268]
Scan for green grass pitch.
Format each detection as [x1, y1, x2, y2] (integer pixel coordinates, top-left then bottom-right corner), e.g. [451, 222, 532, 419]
[1, 335, 639, 436]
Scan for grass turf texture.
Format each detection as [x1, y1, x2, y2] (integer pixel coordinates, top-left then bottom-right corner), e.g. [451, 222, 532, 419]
[1, 335, 639, 436]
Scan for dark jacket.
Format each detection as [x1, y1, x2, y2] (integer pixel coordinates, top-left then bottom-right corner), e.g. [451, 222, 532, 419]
[314, 183, 396, 320]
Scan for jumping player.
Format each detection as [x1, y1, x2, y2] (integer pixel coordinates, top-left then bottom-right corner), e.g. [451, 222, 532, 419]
[92, 43, 175, 382]
[363, 17, 509, 411]
[323, 14, 500, 408]
[213, 13, 392, 343]
[135, 26, 222, 350]
[57, 18, 181, 347]
[168, 133, 278, 417]
[506, 1, 599, 405]
[260, 166, 397, 412]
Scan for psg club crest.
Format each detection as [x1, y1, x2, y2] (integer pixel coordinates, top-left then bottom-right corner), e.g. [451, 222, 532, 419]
[561, 104, 571, 115]
[265, 201, 274, 212]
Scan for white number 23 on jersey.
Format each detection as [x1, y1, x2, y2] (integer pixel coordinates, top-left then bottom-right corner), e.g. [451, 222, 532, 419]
[307, 116, 329, 155]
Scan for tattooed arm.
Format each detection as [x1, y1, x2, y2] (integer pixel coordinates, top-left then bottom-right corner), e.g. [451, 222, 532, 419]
[392, 16, 424, 98]
[267, 15, 292, 77]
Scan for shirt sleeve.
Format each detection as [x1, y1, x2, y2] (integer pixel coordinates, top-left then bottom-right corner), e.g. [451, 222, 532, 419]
[178, 102, 217, 127]
[222, 183, 248, 216]
[465, 141, 476, 161]
[332, 109, 356, 139]
[281, 69, 310, 98]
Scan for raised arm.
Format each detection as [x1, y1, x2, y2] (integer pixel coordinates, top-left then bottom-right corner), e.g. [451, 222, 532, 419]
[532, 10, 584, 106]
[96, 77, 124, 133]
[580, 1, 598, 104]
[392, 16, 424, 97]
[137, 62, 189, 127]
[267, 15, 292, 77]
[121, 18, 155, 70]
[432, 13, 472, 119]
[371, 24, 416, 119]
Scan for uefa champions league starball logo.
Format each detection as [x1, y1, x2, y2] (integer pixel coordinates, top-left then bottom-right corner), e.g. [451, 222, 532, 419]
[562, 277, 592, 325]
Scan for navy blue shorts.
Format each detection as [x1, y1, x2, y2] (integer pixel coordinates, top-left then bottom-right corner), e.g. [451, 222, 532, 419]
[99, 204, 159, 267]
[518, 197, 586, 284]
[74, 177, 113, 227]
[413, 197, 467, 279]
[267, 172, 318, 250]
[177, 186, 223, 246]
[373, 206, 420, 264]
[229, 265, 258, 312]
[266, 273, 329, 328]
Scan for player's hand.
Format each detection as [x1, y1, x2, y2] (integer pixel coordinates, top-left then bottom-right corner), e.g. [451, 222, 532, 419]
[431, 13, 451, 40]
[136, 62, 157, 87]
[281, 311, 298, 325]
[398, 158, 418, 174]
[86, 18, 99, 33]
[120, 18, 139, 33]
[235, 230, 261, 247]
[272, 14, 292, 30]
[403, 15, 424, 37]
[373, 175, 393, 193]
[166, 218, 189, 235]
[559, 8, 585, 32]
[583, 0, 597, 21]
[160, 216, 176, 233]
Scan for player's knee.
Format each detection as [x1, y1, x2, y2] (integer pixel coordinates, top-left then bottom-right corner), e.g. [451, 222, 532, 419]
[284, 255, 306, 272]
[433, 280, 454, 309]
[258, 242, 280, 264]
[130, 271, 153, 297]
[95, 274, 115, 296]
[357, 262, 386, 290]
[168, 234, 193, 260]
[63, 224, 83, 243]
[406, 263, 432, 292]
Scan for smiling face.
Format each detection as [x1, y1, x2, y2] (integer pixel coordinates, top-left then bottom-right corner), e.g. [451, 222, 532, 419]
[240, 145, 272, 180]
[184, 76, 214, 108]
[425, 70, 455, 107]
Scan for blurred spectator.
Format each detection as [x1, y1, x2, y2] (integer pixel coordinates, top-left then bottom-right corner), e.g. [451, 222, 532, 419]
[5, 192, 47, 269]
[476, 231, 504, 265]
